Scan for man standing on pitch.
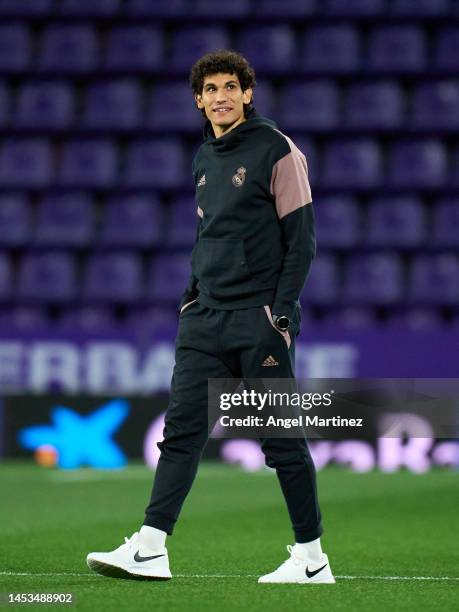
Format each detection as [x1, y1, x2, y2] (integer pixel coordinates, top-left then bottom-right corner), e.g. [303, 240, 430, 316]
[87, 50, 335, 585]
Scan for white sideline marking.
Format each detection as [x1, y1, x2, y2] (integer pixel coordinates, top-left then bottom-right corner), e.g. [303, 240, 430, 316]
[336, 575, 459, 581]
[0, 571, 458, 581]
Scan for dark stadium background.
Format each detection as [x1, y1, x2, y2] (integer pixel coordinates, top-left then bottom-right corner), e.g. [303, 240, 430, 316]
[0, 0, 458, 471]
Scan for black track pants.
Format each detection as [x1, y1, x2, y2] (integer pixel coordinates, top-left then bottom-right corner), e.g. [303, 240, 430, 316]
[144, 301, 323, 543]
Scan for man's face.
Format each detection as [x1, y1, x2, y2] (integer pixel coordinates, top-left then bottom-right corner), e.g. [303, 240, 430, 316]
[195, 73, 253, 136]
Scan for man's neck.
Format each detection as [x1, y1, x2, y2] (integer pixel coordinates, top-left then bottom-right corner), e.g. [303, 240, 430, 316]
[213, 115, 247, 138]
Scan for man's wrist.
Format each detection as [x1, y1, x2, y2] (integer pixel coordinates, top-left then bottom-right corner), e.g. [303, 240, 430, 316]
[272, 314, 290, 332]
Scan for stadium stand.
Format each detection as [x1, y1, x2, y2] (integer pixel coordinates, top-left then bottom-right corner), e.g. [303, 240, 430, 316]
[0, 0, 457, 331]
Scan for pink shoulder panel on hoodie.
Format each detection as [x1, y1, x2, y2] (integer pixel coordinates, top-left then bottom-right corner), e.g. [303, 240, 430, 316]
[270, 130, 312, 219]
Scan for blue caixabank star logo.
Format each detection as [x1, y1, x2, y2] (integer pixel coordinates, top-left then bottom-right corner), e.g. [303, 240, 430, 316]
[18, 399, 130, 469]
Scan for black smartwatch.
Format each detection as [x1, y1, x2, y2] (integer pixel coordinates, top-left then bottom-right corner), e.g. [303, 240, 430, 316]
[272, 315, 290, 332]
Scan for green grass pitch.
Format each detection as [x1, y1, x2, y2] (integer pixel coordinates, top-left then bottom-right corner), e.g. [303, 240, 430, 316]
[1, 462, 458, 611]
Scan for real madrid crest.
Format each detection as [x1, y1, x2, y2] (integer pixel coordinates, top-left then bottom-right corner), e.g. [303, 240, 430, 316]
[232, 166, 246, 187]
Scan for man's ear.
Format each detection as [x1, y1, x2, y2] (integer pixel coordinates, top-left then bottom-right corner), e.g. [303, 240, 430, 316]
[195, 94, 204, 109]
[242, 88, 253, 105]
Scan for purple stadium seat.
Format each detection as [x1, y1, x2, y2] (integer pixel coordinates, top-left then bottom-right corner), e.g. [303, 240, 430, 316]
[59, 0, 120, 15]
[411, 82, 459, 129]
[403, 309, 444, 331]
[148, 83, 201, 132]
[345, 254, 403, 304]
[432, 198, 459, 247]
[388, 141, 447, 188]
[0, 253, 12, 300]
[15, 82, 74, 129]
[34, 193, 94, 247]
[452, 148, 459, 187]
[287, 137, 317, 183]
[105, 27, 163, 71]
[39, 26, 98, 72]
[0, 306, 48, 329]
[169, 27, 230, 70]
[125, 306, 178, 334]
[0, 193, 31, 246]
[82, 81, 141, 130]
[83, 252, 143, 303]
[410, 255, 459, 305]
[166, 196, 200, 248]
[100, 194, 162, 247]
[59, 140, 117, 188]
[147, 254, 192, 303]
[0, 24, 30, 71]
[252, 81, 275, 117]
[369, 27, 426, 71]
[124, 140, 184, 188]
[0, 0, 52, 14]
[0, 139, 52, 188]
[298, 307, 312, 328]
[0, 82, 9, 126]
[192, 0, 251, 16]
[314, 196, 360, 248]
[238, 26, 295, 71]
[345, 82, 403, 128]
[300, 254, 338, 305]
[279, 81, 339, 130]
[326, 0, 384, 14]
[324, 307, 378, 329]
[17, 252, 76, 302]
[390, 0, 449, 15]
[366, 196, 425, 248]
[58, 307, 117, 330]
[389, 308, 444, 331]
[257, 0, 316, 16]
[127, 0, 188, 16]
[435, 29, 459, 70]
[322, 140, 382, 188]
[302, 26, 360, 71]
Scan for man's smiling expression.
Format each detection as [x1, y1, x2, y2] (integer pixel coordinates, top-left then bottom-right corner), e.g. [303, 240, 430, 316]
[195, 73, 253, 138]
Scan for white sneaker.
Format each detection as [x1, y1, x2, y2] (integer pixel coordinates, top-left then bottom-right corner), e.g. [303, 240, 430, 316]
[258, 545, 335, 584]
[86, 532, 172, 580]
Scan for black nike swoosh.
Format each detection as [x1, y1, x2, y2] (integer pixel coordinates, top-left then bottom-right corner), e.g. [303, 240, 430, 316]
[305, 563, 328, 579]
[134, 551, 165, 563]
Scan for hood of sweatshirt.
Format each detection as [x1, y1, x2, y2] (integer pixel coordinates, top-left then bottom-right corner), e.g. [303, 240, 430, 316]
[201, 107, 278, 154]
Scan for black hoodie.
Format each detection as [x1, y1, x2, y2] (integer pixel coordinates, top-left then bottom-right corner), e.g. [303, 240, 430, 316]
[178, 108, 316, 322]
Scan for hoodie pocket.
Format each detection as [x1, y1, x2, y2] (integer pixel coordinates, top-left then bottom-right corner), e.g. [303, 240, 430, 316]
[192, 238, 254, 298]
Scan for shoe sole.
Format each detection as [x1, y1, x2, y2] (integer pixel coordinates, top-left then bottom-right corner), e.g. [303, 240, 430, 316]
[259, 571, 336, 585]
[259, 579, 336, 584]
[87, 558, 172, 581]
[299, 577, 336, 584]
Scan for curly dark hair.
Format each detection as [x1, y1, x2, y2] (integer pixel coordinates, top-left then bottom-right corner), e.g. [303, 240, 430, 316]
[189, 50, 256, 118]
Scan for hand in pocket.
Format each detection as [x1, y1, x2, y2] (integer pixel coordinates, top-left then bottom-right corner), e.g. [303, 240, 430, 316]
[264, 305, 291, 349]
